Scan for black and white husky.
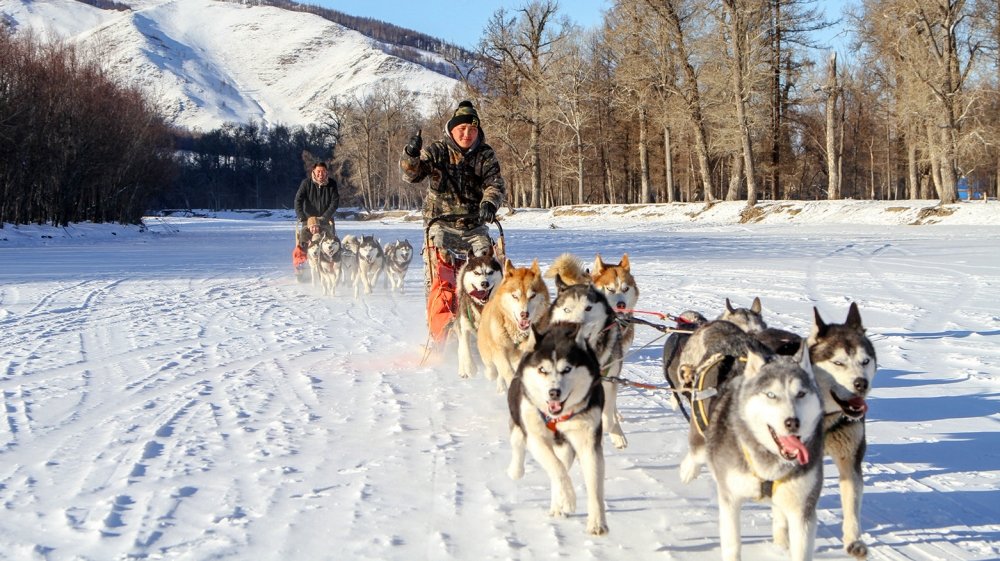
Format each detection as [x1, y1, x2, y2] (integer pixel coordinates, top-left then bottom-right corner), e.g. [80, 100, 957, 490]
[316, 235, 342, 296]
[383, 239, 413, 293]
[506, 323, 608, 535]
[546, 272, 629, 450]
[808, 303, 877, 559]
[355, 235, 384, 296]
[705, 345, 824, 561]
[455, 247, 503, 379]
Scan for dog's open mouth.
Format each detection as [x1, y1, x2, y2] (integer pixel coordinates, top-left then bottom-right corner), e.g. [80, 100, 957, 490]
[831, 391, 868, 418]
[547, 399, 566, 415]
[518, 318, 531, 331]
[469, 289, 490, 301]
[769, 426, 810, 465]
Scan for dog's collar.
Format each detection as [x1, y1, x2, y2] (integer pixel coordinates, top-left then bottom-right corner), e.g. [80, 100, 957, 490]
[540, 409, 577, 433]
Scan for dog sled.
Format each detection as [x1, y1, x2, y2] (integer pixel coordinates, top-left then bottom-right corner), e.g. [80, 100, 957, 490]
[423, 213, 505, 349]
[293, 220, 309, 283]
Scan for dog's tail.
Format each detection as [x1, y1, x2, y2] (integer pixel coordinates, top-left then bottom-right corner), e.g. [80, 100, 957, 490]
[545, 253, 589, 286]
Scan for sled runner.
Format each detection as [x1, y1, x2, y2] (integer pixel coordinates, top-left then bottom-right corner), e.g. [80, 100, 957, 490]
[423, 213, 505, 348]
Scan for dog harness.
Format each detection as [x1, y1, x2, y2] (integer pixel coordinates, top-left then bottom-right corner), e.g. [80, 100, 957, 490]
[540, 410, 577, 433]
[741, 445, 782, 500]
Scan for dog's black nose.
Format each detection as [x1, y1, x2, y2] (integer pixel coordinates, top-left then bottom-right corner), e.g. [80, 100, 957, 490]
[480, 281, 490, 288]
[520, 312, 529, 319]
[784, 417, 800, 431]
[854, 378, 869, 393]
[548, 389, 561, 400]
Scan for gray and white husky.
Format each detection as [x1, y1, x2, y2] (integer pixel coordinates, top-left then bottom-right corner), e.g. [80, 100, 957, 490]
[383, 239, 413, 293]
[546, 254, 629, 450]
[506, 323, 608, 535]
[317, 235, 342, 296]
[455, 247, 503, 379]
[355, 235, 384, 296]
[808, 302, 876, 559]
[705, 345, 824, 561]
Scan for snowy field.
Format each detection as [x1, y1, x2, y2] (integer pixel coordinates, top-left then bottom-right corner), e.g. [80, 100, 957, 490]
[1, 201, 998, 560]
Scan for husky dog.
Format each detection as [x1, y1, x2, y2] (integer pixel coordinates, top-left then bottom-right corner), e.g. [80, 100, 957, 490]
[545, 254, 629, 449]
[808, 303, 876, 559]
[592, 253, 640, 350]
[705, 345, 824, 561]
[676, 318, 771, 484]
[383, 239, 414, 293]
[507, 323, 608, 535]
[306, 232, 324, 288]
[317, 235, 343, 296]
[455, 247, 504, 379]
[721, 297, 767, 334]
[661, 310, 710, 414]
[478, 259, 551, 393]
[355, 235, 385, 296]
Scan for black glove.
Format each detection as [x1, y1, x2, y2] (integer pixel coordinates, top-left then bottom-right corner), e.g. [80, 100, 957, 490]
[479, 201, 497, 224]
[404, 130, 422, 158]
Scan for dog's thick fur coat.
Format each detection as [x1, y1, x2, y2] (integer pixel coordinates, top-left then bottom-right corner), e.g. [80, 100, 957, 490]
[455, 246, 503, 379]
[507, 323, 608, 535]
[477, 259, 551, 393]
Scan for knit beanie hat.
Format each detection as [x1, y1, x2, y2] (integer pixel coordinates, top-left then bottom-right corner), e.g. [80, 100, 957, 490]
[447, 100, 480, 134]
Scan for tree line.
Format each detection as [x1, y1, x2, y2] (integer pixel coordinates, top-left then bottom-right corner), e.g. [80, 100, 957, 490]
[3, 0, 998, 228]
[0, 29, 172, 226]
[305, 0, 999, 212]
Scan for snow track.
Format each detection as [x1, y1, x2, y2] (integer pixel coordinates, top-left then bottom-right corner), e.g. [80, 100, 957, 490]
[0, 218, 997, 560]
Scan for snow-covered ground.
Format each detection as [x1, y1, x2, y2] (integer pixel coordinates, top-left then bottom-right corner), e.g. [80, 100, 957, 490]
[1, 201, 998, 560]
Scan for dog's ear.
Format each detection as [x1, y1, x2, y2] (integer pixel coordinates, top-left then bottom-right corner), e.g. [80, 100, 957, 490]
[794, 338, 813, 374]
[810, 306, 829, 341]
[503, 258, 516, 276]
[744, 350, 767, 378]
[845, 302, 865, 332]
[530, 258, 540, 275]
[593, 254, 606, 275]
[554, 273, 569, 293]
[725, 298, 736, 313]
[619, 253, 630, 271]
[750, 297, 762, 314]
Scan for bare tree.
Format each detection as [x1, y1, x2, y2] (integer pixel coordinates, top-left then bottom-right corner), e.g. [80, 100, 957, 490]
[481, 1, 570, 207]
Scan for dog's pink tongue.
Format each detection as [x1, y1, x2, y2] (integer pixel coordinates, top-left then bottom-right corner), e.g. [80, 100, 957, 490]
[547, 401, 563, 415]
[470, 289, 488, 300]
[847, 396, 868, 416]
[778, 435, 810, 465]
[518, 318, 531, 331]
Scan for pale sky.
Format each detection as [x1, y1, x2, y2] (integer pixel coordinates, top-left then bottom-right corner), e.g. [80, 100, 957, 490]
[312, 0, 611, 49]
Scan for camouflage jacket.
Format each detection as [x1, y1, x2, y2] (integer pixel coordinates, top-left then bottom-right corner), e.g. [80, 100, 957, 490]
[399, 131, 505, 230]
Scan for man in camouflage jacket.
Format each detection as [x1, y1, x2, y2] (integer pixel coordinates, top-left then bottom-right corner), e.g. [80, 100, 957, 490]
[400, 100, 506, 291]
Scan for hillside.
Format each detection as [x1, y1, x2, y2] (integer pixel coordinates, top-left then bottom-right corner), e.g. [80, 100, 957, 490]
[0, 0, 459, 130]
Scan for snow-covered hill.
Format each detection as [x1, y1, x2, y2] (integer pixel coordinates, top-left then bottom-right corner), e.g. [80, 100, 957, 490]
[0, 0, 458, 130]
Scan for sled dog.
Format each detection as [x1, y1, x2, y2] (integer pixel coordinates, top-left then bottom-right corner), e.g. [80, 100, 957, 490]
[808, 302, 877, 559]
[317, 235, 343, 296]
[705, 345, 824, 561]
[506, 323, 608, 535]
[545, 253, 629, 449]
[478, 258, 550, 393]
[355, 235, 385, 296]
[721, 296, 767, 334]
[455, 247, 504, 379]
[383, 239, 414, 293]
[675, 317, 771, 484]
[306, 232, 325, 288]
[592, 253, 640, 350]
[661, 310, 709, 414]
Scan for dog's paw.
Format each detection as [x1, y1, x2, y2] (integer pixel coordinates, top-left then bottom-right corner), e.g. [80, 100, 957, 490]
[553, 489, 576, 515]
[846, 540, 868, 559]
[610, 433, 628, 450]
[586, 517, 609, 536]
[679, 454, 701, 484]
[495, 378, 508, 394]
[458, 369, 473, 379]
